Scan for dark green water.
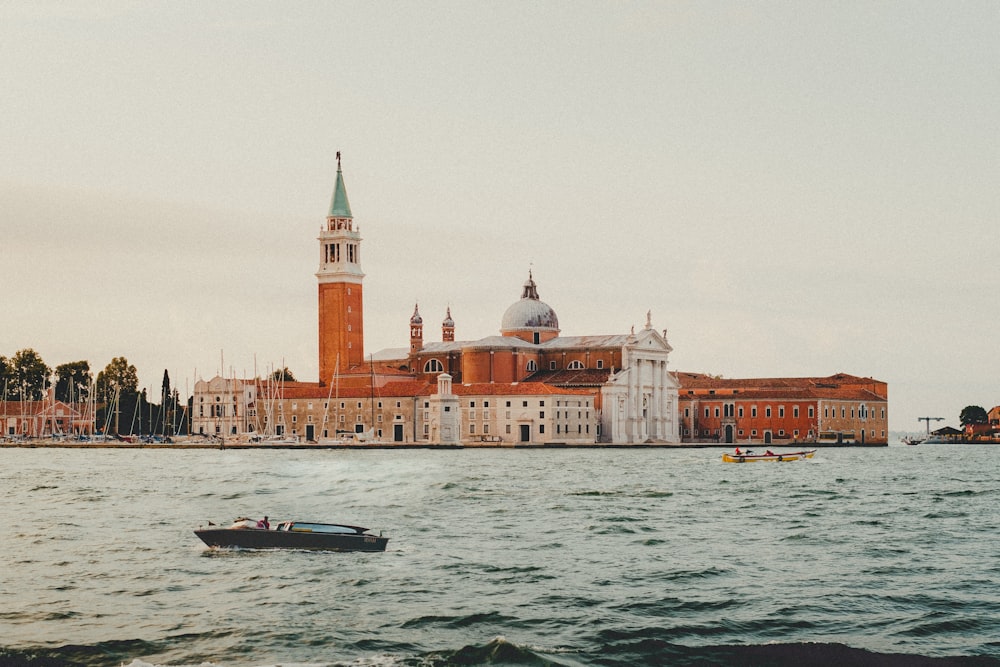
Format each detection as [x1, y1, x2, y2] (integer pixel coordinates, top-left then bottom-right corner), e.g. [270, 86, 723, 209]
[1, 446, 998, 666]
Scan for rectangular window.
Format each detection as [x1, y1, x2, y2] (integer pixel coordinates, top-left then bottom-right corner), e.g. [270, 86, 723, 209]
[752, 406, 758, 418]
[470, 401, 476, 408]
[766, 407, 772, 418]
[778, 407, 784, 418]
[550, 361, 556, 370]
[808, 406, 815, 418]
[738, 407, 744, 418]
[539, 424, 545, 434]
[793, 406, 799, 418]
[484, 424, 490, 434]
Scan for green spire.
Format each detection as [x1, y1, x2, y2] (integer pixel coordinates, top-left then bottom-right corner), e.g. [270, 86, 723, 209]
[328, 151, 352, 218]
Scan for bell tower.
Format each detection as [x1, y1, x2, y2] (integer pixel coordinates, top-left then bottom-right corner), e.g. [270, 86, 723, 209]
[317, 152, 364, 383]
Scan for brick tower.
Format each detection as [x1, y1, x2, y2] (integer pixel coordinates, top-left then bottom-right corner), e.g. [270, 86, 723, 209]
[317, 153, 364, 383]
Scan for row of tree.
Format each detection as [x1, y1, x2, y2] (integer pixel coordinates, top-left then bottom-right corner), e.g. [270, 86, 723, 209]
[2, 349, 298, 436]
[0, 349, 187, 436]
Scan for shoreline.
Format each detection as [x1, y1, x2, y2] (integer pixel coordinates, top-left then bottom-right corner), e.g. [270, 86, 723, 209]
[0, 441, 892, 450]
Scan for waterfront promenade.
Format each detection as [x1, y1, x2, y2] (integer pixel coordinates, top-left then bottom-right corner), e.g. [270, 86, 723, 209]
[0, 438, 887, 449]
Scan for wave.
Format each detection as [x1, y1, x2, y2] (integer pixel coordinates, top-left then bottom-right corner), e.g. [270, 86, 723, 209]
[413, 637, 1000, 667]
[4, 636, 999, 667]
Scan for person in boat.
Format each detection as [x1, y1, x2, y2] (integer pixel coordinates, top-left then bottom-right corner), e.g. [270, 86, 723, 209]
[256, 516, 270, 530]
[765, 450, 774, 456]
[735, 446, 742, 455]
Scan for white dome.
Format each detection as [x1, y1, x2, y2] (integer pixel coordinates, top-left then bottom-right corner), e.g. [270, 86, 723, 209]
[500, 272, 559, 332]
[501, 299, 559, 331]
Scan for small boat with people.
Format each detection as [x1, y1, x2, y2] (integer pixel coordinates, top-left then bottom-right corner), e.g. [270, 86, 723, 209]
[195, 517, 389, 551]
[722, 447, 816, 463]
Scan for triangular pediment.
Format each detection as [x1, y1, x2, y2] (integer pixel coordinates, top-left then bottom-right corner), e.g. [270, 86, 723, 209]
[630, 327, 673, 354]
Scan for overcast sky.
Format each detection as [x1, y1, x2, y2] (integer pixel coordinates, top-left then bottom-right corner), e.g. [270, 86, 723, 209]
[2, 2, 997, 433]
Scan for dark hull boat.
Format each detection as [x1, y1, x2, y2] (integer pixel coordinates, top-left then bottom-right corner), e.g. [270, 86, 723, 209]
[195, 519, 388, 552]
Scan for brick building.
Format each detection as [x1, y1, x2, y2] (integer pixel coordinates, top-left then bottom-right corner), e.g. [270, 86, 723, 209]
[677, 372, 888, 445]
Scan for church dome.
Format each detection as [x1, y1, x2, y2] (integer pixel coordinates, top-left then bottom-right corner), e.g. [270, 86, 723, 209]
[501, 272, 559, 332]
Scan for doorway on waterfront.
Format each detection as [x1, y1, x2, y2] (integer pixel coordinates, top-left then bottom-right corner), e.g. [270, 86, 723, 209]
[306, 425, 315, 441]
[764, 431, 772, 444]
[724, 425, 734, 444]
[394, 424, 403, 442]
[519, 424, 530, 442]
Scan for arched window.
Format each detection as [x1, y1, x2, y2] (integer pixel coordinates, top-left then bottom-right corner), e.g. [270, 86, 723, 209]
[423, 359, 443, 373]
[526, 360, 537, 372]
[567, 360, 584, 370]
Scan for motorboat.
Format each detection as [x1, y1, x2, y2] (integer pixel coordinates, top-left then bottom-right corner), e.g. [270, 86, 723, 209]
[722, 449, 816, 463]
[901, 436, 923, 446]
[195, 517, 388, 551]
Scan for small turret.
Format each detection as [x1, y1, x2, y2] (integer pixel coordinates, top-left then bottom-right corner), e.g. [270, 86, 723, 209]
[410, 303, 424, 353]
[442, 307, 455, 342]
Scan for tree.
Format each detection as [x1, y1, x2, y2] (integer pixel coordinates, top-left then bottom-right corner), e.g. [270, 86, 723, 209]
[270, 367, 296, 382]
[0, 355, 9, 399]
[55, 361, 92, 403]
[159, 370, 172, 436]
[959, 405, 988, 426]
[8, 349, 52, 401]
[96, 357, 139, 404]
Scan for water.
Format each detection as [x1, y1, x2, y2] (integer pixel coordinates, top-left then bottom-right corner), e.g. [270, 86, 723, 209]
[1, 446, 998, 666]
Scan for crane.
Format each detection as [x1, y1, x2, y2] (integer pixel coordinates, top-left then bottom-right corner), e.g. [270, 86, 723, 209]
[918, 416, 944, 434]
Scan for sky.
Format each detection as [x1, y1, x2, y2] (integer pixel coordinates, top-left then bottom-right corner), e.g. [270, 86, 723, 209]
[1, 2, 997, 434]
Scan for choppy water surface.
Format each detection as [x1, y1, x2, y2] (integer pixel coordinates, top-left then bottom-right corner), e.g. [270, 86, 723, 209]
[1, 446, 999, 666]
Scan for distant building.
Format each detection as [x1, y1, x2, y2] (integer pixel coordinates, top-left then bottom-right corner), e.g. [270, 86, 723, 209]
[190, 376, 258, 437]
[1, 391, 94, 438]
[676, 372, 889, 445]
[195, 156, 887, 446]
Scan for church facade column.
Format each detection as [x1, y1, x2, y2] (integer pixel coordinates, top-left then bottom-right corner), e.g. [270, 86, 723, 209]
[652, 359, 662, 441]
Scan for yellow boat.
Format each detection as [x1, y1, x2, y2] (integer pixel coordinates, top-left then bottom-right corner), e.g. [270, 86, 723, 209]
[722, 449, 816, 463]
